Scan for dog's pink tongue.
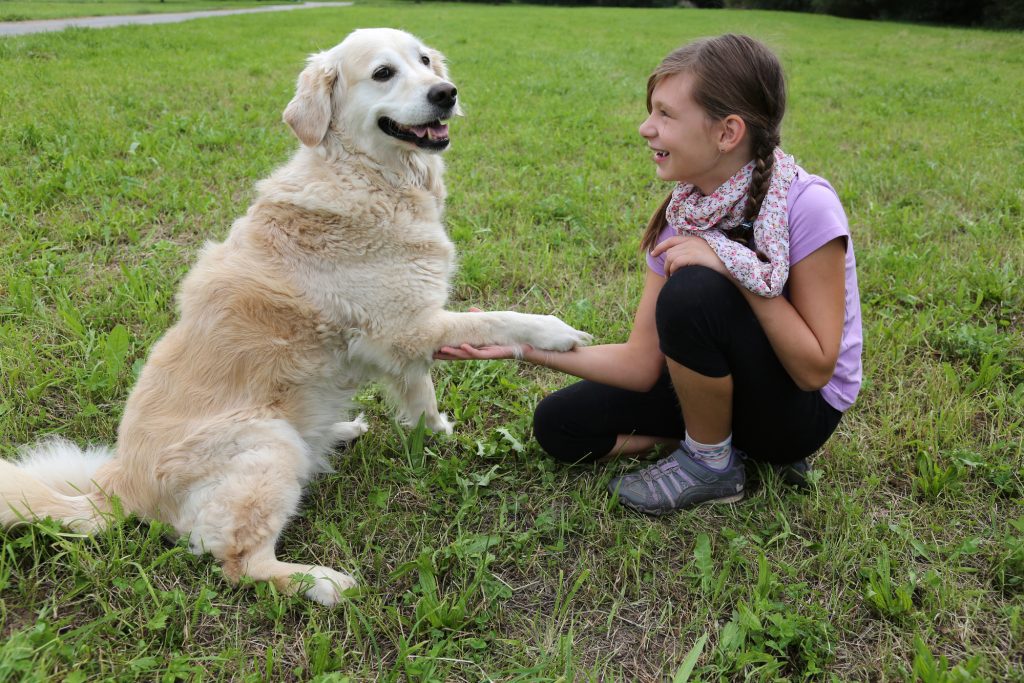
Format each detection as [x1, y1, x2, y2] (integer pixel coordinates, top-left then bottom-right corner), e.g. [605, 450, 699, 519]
[428, 123, 449, 139]
[410, 126, 428, 138]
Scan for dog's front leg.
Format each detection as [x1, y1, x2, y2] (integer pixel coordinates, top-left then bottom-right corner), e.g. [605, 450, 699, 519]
[427, 309, 592, 352]
[382, 370, 452, 435]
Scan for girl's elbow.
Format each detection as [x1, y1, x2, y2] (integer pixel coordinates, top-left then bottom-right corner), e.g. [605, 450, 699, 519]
[633, 362, 666, 393]
[620, 341, 664, 392]
[796, 375, 829, 392]
[634, 377, 660, 393]
[796, 360, 837, 392]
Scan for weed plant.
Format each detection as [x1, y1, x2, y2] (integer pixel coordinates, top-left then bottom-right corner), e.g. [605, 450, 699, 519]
[1, 3, 1022, 680]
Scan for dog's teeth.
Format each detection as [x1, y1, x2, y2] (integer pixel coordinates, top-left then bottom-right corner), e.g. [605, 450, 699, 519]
[425, 122, 449, 141]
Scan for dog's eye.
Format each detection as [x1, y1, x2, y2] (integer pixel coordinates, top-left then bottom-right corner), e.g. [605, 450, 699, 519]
[420, 55, 430, 66]
[372, 66, 395, 82]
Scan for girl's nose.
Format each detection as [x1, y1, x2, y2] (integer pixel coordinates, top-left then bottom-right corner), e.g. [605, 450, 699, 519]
[638, 115, 655, 138]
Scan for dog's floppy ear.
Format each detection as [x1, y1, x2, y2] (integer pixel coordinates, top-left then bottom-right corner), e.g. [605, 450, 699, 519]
[428, 48, 450, 82]
[283, 55, 339, 147]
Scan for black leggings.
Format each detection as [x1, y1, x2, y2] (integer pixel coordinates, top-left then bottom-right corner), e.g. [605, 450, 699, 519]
[533, 266, 842, 465]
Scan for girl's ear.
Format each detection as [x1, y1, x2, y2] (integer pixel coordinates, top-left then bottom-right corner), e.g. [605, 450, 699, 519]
[717, 114, 747, 153]
[283, 55, 341, 147]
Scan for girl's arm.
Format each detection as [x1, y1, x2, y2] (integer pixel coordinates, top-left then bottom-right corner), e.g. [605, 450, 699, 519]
[738, 237, 846, 391]
[654, 232, 846, 391]
[437, 269, 668, 393]
[523, 269, 666, 392]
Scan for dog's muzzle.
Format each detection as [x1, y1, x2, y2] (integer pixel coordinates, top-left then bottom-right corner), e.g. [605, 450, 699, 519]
[378, 83, 457, 151]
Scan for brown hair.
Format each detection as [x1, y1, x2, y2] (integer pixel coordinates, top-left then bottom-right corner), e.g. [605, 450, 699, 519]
[639, 34, 787, 255]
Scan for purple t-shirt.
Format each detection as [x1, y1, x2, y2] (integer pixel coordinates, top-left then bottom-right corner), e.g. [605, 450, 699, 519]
[646, 168, 863, 412]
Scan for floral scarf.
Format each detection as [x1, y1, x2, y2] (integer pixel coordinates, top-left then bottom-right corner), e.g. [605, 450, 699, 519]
[664, 148, 797, 297]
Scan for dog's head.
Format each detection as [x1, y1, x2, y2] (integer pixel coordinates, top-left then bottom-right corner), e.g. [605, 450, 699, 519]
[283, 28, 460, 158]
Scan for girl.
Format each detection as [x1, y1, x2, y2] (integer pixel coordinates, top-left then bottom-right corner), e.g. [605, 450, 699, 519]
[437, 34, 862, 516]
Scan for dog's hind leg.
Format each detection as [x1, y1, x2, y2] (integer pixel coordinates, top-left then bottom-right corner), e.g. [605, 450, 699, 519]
[180, 419, 356, 606]
[240, 544, 357, 606]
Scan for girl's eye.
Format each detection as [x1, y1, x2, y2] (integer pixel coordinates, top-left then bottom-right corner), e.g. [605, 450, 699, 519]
[372, 66, 395, 82]
[420, 55, 430, 66]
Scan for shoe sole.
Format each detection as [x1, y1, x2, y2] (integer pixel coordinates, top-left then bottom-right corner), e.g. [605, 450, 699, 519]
[623, 491, 745, 516]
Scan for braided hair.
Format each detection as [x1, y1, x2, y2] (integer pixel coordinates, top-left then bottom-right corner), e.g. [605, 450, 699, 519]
[641, 35, 787, 256]
[730, 129, 780, 260]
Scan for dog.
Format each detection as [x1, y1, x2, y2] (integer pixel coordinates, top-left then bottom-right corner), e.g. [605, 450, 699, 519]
[0, 28, 590, 606]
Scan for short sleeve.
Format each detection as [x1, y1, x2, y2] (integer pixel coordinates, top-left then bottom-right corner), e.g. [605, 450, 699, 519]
[646, 225, 676, 276]
[787, 178, 850, 265]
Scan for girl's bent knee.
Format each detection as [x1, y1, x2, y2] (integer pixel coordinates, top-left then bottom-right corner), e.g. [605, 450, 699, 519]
[531, 395, 559, 446]
[656, 266, 734, 321]
[655, 266, 732, 335]
[532, 395, 607, 465]
[655, 266, 741, 376]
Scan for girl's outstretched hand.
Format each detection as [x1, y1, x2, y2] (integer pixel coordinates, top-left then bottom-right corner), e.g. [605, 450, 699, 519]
[651, 234, 728, 277]
[433, 307, 528, 361]
[434, 343, 528, 361]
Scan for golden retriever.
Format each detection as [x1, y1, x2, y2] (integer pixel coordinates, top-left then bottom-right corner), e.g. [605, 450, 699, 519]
[0, 28, 590, 605]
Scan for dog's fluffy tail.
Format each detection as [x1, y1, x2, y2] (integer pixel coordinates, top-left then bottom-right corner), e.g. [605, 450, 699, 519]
[1, 438, 116, 533]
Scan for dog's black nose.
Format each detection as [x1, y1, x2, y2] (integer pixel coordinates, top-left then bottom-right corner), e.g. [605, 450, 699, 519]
[427, 83, 457, 109]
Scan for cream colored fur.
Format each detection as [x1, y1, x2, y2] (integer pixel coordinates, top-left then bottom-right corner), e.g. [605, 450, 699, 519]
[1, 28, 590, 606]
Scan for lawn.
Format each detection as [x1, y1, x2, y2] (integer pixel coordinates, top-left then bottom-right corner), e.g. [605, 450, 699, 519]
[0, 0, 341, 23]
[1, 2, 1022, 681]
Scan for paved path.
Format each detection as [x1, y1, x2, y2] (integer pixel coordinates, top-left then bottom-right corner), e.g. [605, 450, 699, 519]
[0, 2, 351, 37]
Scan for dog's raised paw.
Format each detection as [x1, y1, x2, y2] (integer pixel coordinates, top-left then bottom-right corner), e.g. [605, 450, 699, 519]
[570, 328, 593, 348]
[301, 566, 358, 607]
[530, 315, 593, 352]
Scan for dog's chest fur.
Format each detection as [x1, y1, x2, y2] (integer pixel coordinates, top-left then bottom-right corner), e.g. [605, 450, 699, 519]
[244, 161, 456, 366]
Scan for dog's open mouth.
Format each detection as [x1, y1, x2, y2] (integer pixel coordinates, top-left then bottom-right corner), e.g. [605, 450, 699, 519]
[378, 117, 450, 150]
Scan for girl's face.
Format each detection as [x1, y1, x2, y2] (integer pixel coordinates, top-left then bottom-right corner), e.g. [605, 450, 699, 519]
[638, 72, 724, 193]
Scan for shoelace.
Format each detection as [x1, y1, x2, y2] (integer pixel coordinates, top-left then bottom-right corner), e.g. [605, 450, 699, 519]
[640, 455, 681, 483]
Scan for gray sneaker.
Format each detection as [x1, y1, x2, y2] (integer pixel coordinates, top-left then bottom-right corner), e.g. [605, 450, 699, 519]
[734, 451, 814, 490]
[607, 446, 745, 516]
[773, 458, 811, 489]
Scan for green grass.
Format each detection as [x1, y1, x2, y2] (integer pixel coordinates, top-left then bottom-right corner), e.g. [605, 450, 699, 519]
[0, 0, 341, 23]
[1, 3, 1022, 680]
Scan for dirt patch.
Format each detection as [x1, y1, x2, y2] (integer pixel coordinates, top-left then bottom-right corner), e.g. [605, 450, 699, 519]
[1, 603, 40, 639]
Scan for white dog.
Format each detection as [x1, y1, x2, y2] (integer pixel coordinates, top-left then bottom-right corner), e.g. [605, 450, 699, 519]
[0, 28, 590, 606]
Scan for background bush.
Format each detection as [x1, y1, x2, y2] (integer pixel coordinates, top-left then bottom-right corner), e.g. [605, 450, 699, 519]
[418, 0, 1024, 28]
[733, 0, 1024, 28]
